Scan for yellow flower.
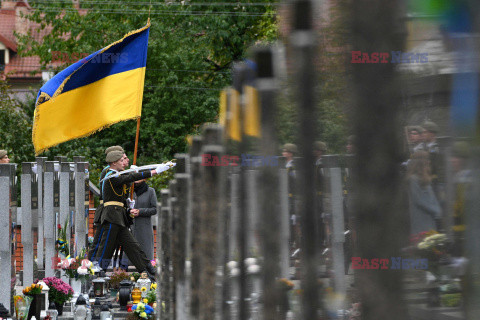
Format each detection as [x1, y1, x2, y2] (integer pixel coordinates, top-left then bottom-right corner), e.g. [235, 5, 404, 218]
[140, 311, 147, 319]
[141, 287, 147, 292]
[143, 298, 148, 304]
[150, 283, 157, 290]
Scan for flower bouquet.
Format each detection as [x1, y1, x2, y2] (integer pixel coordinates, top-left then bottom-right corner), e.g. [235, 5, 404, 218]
[56, 220, 95, 281]
[417, 233, 449, 276]
[145, 283, 157, 305]
[126, 302, 154, 320]
[42, 277, 74, 306]
[23, 283, 44, 320]
[22, 283, 43, 296]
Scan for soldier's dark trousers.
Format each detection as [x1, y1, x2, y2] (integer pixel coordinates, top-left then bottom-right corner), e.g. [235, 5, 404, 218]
[93, 222, 150, 272]
[88, 224, 103, 260]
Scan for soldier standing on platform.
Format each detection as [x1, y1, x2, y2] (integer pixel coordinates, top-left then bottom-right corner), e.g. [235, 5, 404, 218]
[92, 149, 170, 279]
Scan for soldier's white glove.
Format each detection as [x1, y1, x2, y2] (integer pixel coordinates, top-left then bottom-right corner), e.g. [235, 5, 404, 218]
[165, 161, 176, 168]
[155, 163, 170, 174]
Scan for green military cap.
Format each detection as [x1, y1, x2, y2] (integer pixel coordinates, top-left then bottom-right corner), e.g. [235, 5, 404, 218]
[105, 145, 124, 155]
[422, 121, 439, 134]
[105, 150, 124, 163]
[452, 141, 470, 158]
[283, 143, 298, 154]
[314, 141, 327, 152]
[0, 150, 7, 158]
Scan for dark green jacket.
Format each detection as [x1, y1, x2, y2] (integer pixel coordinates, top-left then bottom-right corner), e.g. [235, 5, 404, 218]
[100, 169, 152, 227]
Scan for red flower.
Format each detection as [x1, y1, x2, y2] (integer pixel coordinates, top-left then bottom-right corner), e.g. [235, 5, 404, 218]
[57, 224, 62, 229]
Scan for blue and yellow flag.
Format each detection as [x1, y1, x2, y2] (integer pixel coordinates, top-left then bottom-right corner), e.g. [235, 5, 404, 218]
[33, 21, 150, 154]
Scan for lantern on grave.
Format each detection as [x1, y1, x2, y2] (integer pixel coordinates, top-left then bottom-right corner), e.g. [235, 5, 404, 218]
[92, 278, 106, 297]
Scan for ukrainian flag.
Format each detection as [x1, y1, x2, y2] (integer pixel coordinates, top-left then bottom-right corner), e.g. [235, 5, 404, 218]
[33, 21, 150, 155]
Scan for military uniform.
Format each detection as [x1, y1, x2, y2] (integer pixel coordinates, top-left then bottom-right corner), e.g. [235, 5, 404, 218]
[89, 146, 124, 261]
[87, 165, 109, 260]
[93, 168, 153, 272]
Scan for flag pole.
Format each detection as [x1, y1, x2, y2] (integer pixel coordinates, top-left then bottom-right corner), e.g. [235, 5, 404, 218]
[130, 117, 141, 199]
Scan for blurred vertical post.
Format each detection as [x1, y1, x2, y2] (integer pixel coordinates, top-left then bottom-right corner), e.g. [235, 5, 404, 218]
[460, 1, 480, 318]
[253, 46, 282, 319]
[232, 62, 249, 320]
[350, 0, 408, 319]
[174, 154, 189, 320]
[323, 155, 346, 295]
[198, 124, 224, 320]
[169, 179, 178, 319]
[290, 0, 319, 318]
[160, 188, 171, 318]
[466, 149, 480, 318]
[189, 136, 203, 319]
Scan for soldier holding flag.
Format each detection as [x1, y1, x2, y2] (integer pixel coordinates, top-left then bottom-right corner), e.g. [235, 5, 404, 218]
[92, 149, 174, 279]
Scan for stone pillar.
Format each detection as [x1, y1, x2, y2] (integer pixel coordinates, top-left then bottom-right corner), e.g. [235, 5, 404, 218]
[278, 157, 290, 278]
[174, 154, 189, 320]
[160, 189, 171, 319]
[169, 179, 178, 320]
[245, 168, 259, 256]
[6, 164, 18, 289]
[36, 157, 47, 269]
[0, 164, 13, 313]
[198, 124, 224, 320]
[189, 136, 203, 319]
[254, 47, 281, 320]
[21, 162, 35, 286]
[75, 162, 88, 255]
[44, 162, 56, 277]
[323, 155, 346, 296]
[68, 162, 76, 255]
[59, 162, 71, 282]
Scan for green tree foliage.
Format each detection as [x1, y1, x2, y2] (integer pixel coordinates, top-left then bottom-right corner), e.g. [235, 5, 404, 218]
[276, 1, 348, 154]
[14, 0, 278, 188]
[0, 81, 35, 164]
